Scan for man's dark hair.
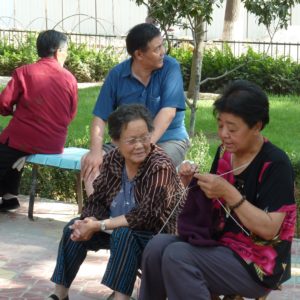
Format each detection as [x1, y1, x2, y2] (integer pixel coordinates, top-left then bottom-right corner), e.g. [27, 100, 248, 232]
[126, 23, 161, 56]
[36, 30, 68, 58]
[108, 104, 154, 140]
[213, 80, 269, 130]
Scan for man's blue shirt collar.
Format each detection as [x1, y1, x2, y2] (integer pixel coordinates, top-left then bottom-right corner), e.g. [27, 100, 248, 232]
[121, 57, 163, 79]
[121, 58, 133, 78]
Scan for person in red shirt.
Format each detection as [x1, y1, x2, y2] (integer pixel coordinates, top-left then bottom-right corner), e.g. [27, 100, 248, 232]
[0, 29, 78, 211]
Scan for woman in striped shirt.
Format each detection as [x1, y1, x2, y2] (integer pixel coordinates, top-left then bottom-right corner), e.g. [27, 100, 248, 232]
[49, 104, 185, 300]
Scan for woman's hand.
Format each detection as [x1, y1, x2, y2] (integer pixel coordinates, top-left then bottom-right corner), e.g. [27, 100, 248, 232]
[194, 173, 238, 200]
[178, 161, 198, 187]
[69, 217, 98, 241]
[194, 174, 286, 240]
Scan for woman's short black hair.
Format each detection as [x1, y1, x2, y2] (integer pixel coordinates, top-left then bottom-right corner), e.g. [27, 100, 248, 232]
[108, 104, 154, 140]
[213, 80, 269, 130]
[36, 29, 67, 58]
[126, 23, 161, 56]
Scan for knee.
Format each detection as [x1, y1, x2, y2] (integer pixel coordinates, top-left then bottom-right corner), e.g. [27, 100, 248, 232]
[143, 234, 176, 264]
[62, 218, 79, 237]
[162, 242, 190, 269]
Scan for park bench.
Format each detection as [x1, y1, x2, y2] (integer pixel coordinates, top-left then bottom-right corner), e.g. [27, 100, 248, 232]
[24, 147, 89, 220]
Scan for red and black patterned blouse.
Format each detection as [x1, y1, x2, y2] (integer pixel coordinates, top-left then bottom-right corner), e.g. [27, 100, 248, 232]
[211, 140, 296, 289]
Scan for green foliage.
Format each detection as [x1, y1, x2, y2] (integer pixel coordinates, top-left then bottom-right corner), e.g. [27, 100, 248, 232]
[134, 0, 223, 28]
[186, 131, 212, 172]
[64, 42, 120, 82]
[20, 166, 78, 202]
[243, 0, 300, 29]
[0, 36, 120, 82]
[291, 156, 300, 184]
[171, 44, 300, 95]
[201, 44, 237, 91]
[169, 45, 193, 90]
[65, 43, 94, 82]
[0, 33, 38, 75]
[92, 47, 120, 81]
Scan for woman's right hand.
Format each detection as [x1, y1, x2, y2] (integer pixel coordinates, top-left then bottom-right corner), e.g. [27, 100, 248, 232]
[178, 161, 198, 187]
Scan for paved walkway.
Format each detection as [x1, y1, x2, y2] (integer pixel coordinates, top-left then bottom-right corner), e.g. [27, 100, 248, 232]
[0, 196, 299, 299]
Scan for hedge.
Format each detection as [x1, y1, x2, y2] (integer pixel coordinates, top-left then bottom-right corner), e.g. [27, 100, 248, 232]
[2, 35, 300, 95]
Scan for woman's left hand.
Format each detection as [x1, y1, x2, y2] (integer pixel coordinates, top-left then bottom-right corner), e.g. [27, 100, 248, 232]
[194, 173, 235, 200]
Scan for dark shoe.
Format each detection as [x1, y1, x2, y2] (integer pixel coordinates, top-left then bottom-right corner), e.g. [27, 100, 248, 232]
[48, 294, 69, 300]
[0, 197, 20, 212]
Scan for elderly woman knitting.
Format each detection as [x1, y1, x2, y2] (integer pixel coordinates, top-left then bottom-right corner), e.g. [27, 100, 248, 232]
[139, 80, 296, 300]
[48, 104, 185, 300]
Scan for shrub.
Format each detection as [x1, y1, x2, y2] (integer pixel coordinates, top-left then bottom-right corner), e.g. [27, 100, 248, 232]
[20, 166, 78, 202]
[186, 131, 212, 172]
[92, 47, 120, 81]
[170, 43, 300, 95]
[0, 33, 38, 75]
[170, 45, 193, 90]
[0, 35, 120, 83]
[64, 43, 120, 82]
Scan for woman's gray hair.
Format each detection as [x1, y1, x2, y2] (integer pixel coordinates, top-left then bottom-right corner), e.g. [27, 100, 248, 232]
[108, 104, 154, 140]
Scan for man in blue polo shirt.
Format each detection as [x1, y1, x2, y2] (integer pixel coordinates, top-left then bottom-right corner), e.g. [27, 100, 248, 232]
[81, 23, 189, 193]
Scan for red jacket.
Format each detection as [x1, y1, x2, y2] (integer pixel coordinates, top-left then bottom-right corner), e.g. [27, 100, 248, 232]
[0, 57, 78, 154]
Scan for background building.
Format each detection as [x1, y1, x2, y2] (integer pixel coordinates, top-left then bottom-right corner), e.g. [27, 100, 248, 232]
[1, 0, 300, 42]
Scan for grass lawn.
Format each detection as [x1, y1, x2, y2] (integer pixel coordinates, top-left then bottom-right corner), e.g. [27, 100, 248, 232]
[66, 86, 100, 147]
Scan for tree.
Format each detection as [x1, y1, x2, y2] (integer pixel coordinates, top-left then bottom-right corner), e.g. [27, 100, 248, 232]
[222, 0, 242, 40]
[133, 0, 300, 136]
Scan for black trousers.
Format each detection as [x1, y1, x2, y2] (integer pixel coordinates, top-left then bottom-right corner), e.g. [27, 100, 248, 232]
[0, 142, 29, 196]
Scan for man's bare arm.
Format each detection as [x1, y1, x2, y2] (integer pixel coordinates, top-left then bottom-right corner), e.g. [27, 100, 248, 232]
[151, 107, 176, 143]
[81, 116, 106, 181]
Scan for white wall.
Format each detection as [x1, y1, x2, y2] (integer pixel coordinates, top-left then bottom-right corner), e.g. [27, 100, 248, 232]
[1, 0, 300, 42]
[0, 0, 147, 35]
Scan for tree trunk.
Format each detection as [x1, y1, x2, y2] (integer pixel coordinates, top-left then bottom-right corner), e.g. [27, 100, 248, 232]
[222, 0, 242, 41]
[187, 16, 206, 137]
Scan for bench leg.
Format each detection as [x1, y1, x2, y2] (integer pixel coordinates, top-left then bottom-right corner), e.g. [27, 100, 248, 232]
[28, 164, 38, 220]
[76, 172, 83, 214]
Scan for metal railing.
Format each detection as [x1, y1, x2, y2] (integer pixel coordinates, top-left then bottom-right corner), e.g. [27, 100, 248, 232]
[0, 29, 126, 49]
[207, 40, 300, 63]
[1, 29, 300, 63]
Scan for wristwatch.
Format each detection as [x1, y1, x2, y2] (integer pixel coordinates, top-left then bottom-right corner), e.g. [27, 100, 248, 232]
[100, 220, 106, 231]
